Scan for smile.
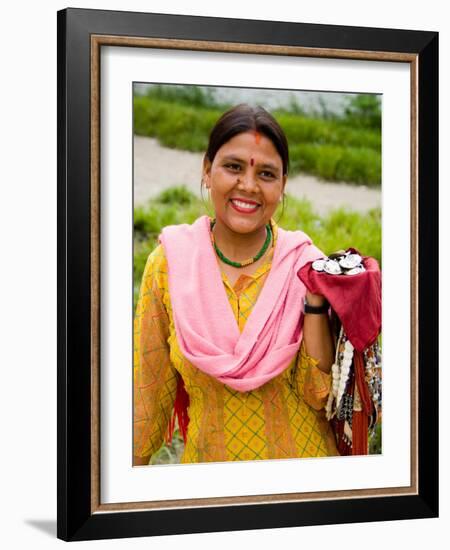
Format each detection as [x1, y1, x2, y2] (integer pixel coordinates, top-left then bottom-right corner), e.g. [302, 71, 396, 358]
[229, 198, 261, 214]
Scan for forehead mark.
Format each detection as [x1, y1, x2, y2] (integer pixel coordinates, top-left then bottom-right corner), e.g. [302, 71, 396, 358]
[250, 157, 254, 166]
[254, 130, 261, 144]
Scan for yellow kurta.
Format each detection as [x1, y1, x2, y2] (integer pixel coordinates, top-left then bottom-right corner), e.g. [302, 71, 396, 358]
[134, 219, 339, 463]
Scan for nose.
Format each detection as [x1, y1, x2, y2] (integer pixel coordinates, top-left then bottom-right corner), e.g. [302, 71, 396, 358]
[237, 170, 259, 192]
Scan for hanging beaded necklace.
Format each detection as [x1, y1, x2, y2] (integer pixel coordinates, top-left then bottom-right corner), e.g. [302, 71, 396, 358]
[209, 219, 273, 268]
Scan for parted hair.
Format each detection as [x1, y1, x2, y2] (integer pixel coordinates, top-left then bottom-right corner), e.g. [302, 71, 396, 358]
[204, 103, 289, 176]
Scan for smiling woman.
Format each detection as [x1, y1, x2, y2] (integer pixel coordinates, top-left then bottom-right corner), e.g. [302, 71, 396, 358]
[203, 130, 285, 266]
[133, 104, 378, 466]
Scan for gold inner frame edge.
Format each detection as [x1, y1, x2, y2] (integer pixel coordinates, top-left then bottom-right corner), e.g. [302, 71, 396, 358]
[89, 34, 419, 514]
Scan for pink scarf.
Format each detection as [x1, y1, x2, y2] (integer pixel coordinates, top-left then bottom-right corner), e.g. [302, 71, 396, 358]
[159, 215, 323, 392]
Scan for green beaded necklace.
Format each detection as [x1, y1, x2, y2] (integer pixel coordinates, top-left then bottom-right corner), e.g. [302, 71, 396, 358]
[210, 220, 273, 268]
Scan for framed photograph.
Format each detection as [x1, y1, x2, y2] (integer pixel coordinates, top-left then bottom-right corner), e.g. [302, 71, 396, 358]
[57, 7, 438, 542]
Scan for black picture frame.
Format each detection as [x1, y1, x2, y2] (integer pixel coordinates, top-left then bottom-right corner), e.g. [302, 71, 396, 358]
[57, 7, 438, 542]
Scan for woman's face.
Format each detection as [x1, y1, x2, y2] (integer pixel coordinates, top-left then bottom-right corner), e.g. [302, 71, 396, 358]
[203, 130, 286, 235]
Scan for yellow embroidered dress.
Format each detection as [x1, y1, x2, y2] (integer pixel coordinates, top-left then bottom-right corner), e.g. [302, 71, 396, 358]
[134, 219, 339, 463]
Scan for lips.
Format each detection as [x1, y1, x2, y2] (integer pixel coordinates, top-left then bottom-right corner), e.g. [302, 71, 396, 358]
[229, 197, 261, 214]
[230, 197, 260, 205]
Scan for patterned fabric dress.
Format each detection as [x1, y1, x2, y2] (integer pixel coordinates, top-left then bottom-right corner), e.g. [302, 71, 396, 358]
[133, 219, 339, 463]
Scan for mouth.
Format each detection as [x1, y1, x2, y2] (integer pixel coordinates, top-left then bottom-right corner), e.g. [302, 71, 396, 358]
[229, 198, 261, 214]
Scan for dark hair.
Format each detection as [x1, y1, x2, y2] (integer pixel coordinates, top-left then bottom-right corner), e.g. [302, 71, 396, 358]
[204, 103, 289, 176]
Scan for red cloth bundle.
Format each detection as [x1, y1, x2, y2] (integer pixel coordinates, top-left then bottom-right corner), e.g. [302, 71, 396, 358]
[297, 249, 381, 352]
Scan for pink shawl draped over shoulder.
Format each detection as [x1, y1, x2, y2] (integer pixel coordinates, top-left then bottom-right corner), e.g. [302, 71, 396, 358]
[158, 215, 323, 392]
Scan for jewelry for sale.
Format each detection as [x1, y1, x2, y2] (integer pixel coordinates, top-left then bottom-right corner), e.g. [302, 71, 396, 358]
[312, 250, 366, 276]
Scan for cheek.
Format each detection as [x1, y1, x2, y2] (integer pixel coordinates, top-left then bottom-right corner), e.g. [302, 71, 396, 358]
[263, 187, 283, 206]
[211, 167, 225, 183]
[210, 187, 229, 209]
[212, 170, 236, 191]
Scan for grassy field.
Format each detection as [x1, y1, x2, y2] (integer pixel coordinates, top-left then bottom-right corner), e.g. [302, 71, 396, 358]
[134, 185, 382, 461]
[133, 85, 381, 187]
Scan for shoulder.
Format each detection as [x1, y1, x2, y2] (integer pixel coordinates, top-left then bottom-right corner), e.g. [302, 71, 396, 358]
[275, 223, 325, 261]
[159, 215, 210, 242]
[303, 239, 325, 259]
[146, 243, 167, 268]
[158, 215, 212, 264]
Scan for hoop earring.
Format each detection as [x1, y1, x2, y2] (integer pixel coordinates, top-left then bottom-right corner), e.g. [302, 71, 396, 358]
[200, 182, 214, 218]
[274, 193, 286, 224]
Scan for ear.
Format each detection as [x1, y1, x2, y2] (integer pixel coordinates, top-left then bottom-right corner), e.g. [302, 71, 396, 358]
[281, 174, 287, 193]
[202, 156, 212, 187]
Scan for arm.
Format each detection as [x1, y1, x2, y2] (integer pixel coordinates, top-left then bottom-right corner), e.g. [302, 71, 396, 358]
[133, 246, 178, 466]
[302, 291, 334, 375]
[295, 342, 333, 411]
[293, 291, 335, 411]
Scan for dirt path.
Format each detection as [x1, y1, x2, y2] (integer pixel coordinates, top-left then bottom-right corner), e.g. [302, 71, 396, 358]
[134, 136, 381, 216]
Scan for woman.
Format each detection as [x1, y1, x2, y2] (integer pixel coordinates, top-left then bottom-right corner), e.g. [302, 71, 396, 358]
[133, 103, 339, 465]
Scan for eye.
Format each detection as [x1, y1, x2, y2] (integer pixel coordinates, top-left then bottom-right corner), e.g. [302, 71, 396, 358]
[260, 170, 276, 179]
[225, 163, 242, 172]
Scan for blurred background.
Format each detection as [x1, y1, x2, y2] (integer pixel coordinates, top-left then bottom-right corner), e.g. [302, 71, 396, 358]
[133, 83, 382, 463]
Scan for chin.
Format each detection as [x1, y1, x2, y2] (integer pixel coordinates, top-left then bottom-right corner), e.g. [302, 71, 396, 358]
[227, 216, 265, 234]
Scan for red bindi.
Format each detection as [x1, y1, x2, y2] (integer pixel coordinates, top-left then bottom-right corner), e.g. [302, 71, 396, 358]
[250, 157, 254, 166]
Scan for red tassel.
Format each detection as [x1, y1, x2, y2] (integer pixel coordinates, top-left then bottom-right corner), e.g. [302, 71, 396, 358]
[351, 410, 369, 455]
[353, 350, 373, 415]
[165, 375, 190, 446]
[351, 351, 373, 455]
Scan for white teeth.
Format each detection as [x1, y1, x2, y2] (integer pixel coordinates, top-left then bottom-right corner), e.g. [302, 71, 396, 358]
[232, 199, 259, 210]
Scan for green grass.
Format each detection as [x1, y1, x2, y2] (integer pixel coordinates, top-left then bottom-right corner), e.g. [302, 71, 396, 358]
[289, 143, 381, 185]
[369, 422, 382, 455]
[134, 93, 381, 187]
[134, 185, 382, 461]
[139, 83, 225, 110]
[149, 429, 185, 465]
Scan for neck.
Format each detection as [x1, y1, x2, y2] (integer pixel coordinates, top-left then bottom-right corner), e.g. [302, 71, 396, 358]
[211, 218, 270, 262]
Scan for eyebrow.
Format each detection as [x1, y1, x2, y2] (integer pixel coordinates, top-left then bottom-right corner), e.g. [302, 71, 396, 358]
[222, 156, 280, 172]
[260, 163, 280, 172]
